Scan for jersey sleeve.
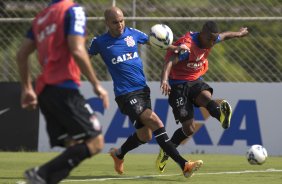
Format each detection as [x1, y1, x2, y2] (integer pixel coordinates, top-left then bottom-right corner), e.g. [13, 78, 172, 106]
[65, 5, 86, 36]
[134, 29, 149, 44]
[88, 37, 99, 56]
[165, 34, 191, 62]
[25, 5, 86, 40]
[26, 27, 35, 40]
[215, 35, 221, 44]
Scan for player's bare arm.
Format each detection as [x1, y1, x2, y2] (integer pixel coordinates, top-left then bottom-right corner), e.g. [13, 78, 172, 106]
[219, 27, 248, 41]
[68, 35, 109, 109]
[16, 38, 38, 110]
[161, 43, 191, 96]
[167, 44, 190, 54]
[160, 56, 175, 96]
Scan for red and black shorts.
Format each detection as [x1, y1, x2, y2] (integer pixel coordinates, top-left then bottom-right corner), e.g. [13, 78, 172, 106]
[168, 79, 213, 124]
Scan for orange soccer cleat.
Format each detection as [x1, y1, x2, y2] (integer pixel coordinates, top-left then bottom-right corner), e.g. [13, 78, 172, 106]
[109, 148, 124, 175]
[183, 160, 203, 178]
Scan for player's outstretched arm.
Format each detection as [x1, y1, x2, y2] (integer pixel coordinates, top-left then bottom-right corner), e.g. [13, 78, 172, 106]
[167, 44, 190, 54]
[219, 27, 248, 41]
[68, 35, 109, 109]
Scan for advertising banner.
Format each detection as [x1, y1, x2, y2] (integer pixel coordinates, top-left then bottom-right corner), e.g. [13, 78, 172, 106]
[0, 82, 39, 151]
[38, 82, 282, 156]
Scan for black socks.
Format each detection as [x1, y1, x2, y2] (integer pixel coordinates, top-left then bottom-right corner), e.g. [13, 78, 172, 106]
[206, 100, 221, 121]
[117, 132, 146, 160]
[154, 127, 187, 170]
[170, 127, 189, 148]
[38, 143, 91, 184]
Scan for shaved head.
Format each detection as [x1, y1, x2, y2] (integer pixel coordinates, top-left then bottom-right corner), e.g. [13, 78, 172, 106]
[104, 6, 125, 37]
[104, 6, 124, 21]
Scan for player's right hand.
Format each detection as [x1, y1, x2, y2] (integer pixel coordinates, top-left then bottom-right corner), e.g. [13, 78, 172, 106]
[160, 80, 171, 96]
[93, 84, 110, 109]
[174, 44, 190, 54]
[21, 88, 37, 110]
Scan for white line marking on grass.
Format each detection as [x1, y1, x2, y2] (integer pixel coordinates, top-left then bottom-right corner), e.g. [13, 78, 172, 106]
[63, 174, 179, 182]
[61, 169, 282, 182]
[16, 182, 26, 184]
[197, 168, 282, 175]
[16, 169, 282, 183]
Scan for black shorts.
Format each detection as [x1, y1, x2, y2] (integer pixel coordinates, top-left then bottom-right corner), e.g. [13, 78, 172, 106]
[115, 86, 151, 129]
[38, 85, 102, 147]
[168, 79, 213, 124]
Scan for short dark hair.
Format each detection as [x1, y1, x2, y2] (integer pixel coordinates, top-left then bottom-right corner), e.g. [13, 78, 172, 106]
[202, 21, 219, 33]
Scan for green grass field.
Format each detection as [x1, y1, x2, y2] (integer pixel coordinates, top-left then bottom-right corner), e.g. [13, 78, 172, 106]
[0, 152, 281, 184]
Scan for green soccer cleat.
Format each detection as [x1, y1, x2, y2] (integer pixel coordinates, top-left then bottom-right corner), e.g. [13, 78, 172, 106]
[219, 100, 232, 129]
[156, 148, 169, 173]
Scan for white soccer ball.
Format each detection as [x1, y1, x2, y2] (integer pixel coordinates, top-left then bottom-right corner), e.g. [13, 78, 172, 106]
[149, 24, 173, 49]
[246, 144, 268, 165]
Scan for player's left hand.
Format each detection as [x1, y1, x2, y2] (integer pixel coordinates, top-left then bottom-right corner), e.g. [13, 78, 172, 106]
[239, 27, 248, 37]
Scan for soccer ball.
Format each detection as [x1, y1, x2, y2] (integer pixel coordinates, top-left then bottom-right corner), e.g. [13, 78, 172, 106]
[149, 24, 173, 49]
[246, 145, 268, 165]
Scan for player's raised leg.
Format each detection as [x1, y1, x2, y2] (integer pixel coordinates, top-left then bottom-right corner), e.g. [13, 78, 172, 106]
[219, 100, 232, 129]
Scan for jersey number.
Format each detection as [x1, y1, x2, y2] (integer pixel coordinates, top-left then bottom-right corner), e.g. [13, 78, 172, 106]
[73, 7, 86, 34]
[130, 98, 137, 105]
[176, 97, 184, 107]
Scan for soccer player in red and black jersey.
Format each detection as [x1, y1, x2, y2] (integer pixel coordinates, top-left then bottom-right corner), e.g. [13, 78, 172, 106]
[156, 21, 248, 172]
[16, 0, 109, 183]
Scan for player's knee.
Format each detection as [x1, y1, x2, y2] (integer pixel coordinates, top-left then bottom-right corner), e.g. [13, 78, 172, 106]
[140, 133, 152, 142]
[183, 127, 194, 136]
[137, 129, 152, 142]
[86, 134, 104, 156]
[182, 121, 195, 136]
[140, 110, 164, 130]
[95, 138, 104, 153]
